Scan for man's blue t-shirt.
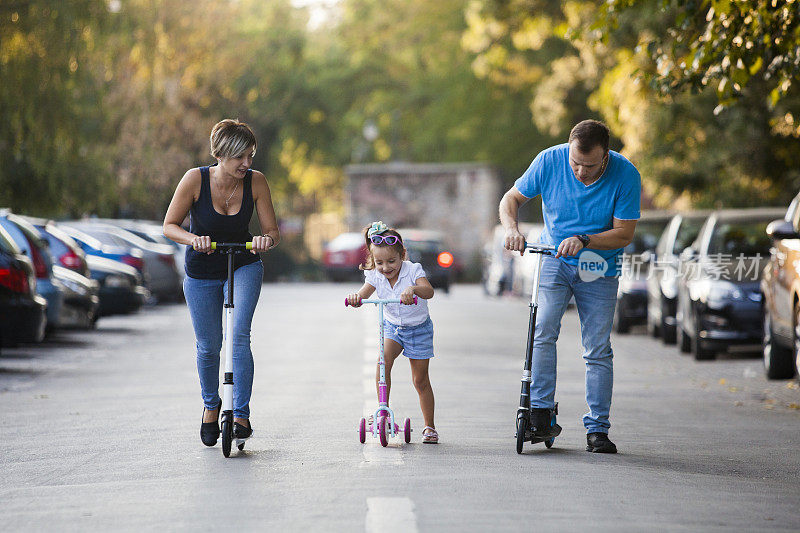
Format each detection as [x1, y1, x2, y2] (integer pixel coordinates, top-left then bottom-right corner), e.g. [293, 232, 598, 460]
[514, 143, 641, 277]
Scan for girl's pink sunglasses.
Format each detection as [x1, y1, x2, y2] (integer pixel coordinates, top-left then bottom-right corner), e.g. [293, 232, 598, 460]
[370, 234, 400, 245]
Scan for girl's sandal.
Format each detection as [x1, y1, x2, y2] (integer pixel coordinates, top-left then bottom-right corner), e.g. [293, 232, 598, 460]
[422, 426, 439, 444]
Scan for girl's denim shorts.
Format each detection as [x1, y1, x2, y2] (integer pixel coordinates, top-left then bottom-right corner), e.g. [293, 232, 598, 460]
[383, 317, 434, 360]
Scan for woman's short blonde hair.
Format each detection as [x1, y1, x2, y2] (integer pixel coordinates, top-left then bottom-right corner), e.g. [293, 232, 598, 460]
[210, 119, 257, 159]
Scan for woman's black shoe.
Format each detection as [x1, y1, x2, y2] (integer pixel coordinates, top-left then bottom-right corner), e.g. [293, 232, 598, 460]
[233, 421, 253, 439]
[200, 405, 221, 446]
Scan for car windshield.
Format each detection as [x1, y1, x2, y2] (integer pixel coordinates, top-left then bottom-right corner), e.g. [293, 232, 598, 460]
[327, 233, 363, 252]
[624, 220, 669, 254]
[708, 219, 772, 257]
[673, 218, 706, 254]
[404, 240, 439, 253]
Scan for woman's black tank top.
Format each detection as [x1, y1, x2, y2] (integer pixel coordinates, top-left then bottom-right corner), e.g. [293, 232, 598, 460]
[185, 165, 261, 279]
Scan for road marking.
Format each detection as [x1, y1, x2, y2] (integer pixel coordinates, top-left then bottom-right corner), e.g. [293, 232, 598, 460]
[365, 497, 418, 533]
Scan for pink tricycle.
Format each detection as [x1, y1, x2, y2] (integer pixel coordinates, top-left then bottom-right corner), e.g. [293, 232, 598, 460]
[345, 296, 416, 447]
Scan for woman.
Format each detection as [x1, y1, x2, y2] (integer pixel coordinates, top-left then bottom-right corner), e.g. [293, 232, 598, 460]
[163, 119, 280, 446]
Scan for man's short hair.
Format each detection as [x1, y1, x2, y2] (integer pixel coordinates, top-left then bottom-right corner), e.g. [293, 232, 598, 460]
[568, 120, 610, 153]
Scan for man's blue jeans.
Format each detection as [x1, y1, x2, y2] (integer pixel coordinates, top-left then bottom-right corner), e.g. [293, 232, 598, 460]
[183, 261, 263, 419]
[530, 255, 619, 434]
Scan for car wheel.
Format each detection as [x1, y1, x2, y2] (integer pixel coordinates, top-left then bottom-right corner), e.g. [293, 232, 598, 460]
[763, 309, 794, 379]
[793, 304, 800, 378]
[678, 324, 691, 353]
[613, 303, 630, 334]
[646, 309, 659, 338]
[692, 317, 715, 361]
[661, 300, 677, 344]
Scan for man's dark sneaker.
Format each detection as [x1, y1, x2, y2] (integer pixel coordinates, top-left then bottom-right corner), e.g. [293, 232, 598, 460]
[233, 421, 253, 440]
[530, 408, 560, 438]
[586, 432, 617, 453]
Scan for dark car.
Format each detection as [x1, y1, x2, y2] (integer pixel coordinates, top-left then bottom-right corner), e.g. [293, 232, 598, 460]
[760, 192, 800, 379]
[1, 213, 64, 332]
[613, 211, 672, 333]
[322, 232, 368, 282]
[398, 228, 455, 293]
[0, 223, 47, 348]
[10, 216, 100, 330]
[51, 265, 101, 329]
[646, 211, 712, 343]
[86, 255, 148, 316]
[675, 208, 784, 360]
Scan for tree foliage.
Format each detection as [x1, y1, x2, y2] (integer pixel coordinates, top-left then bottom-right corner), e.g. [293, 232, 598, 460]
[1, 0, 799, 219]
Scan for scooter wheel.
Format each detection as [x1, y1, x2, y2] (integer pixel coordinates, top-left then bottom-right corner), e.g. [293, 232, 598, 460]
[516, 417, 528, 454]
[403, 417, 411, 443]
[359, 417, 367, 444]
[221, 420, 232, 458]
[378, 416, 388, 447]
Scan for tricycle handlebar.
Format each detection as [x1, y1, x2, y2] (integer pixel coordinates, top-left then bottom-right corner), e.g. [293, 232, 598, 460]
[345, 296, 418, 307]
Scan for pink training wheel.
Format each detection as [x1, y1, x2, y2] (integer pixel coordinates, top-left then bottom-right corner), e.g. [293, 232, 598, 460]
[378, 416, 388, 447]
[404, 417, 411, 443]
[359, 417, 366, 444]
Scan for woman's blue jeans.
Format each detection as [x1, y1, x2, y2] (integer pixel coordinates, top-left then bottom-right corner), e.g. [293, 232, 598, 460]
[183, 260, 263, 419]
[531, 255, 619, 434]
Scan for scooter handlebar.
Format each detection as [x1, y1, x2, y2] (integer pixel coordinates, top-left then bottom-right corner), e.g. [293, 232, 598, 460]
[345, 296, 418, 307]
[210, 242, 253, 251]
[524, 241, 555, 254]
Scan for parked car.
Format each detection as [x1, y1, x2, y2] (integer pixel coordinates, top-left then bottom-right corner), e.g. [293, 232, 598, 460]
[0, 223, 47, 347]
[675, 208, 784, 360]
[322, 232, 368, 282]
[511, 224, 545, 297]
[646, 210, 712, 344]
[483, 224, 525, 296]
[398, 228, 455, 293]
[59, 224, 146, 275]
[89, 218, 185, 279]
[613, 211, 673, 333]
[51, 265, 100, 329]
[760, 193, 800, 379]
[0, 212, 64, 332]
[31, 220, 91, 277]
[86, 255, 148, 316]
[63, 221, 182, 302]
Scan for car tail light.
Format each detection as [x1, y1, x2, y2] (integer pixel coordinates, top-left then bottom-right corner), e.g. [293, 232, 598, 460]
[0, 267, 30, 293]
[59, 250, 84, 270]
[437, 251, 454, 268]
[24, 236, 48, 279]
[122, 256, 145, 271]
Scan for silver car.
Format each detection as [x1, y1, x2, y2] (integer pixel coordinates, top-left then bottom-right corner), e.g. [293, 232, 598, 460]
[62, 221, 182, 302]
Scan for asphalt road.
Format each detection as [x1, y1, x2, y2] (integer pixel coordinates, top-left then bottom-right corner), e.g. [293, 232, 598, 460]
[2, 283, 799, 532]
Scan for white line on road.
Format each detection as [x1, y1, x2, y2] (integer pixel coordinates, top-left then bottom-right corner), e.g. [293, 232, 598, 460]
[365, 497, 418, 533]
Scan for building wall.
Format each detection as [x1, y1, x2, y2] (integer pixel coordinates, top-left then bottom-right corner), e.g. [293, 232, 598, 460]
[345, 162, 501, 272]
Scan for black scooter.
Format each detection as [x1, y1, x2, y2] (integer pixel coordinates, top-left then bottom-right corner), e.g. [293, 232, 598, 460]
[515, 242, 562, 454]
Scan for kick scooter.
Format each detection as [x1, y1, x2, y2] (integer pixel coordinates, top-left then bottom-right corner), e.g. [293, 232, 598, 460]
[211, 241, 254, 458]
[345, 297, 416, 447]
[515, 242, 561, 454]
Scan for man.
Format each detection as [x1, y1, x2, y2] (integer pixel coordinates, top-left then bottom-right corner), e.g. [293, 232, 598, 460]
[499, 119, 640, 453]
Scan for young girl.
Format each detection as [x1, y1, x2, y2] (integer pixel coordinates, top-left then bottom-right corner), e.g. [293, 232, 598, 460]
[346, 221, 439, 443]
